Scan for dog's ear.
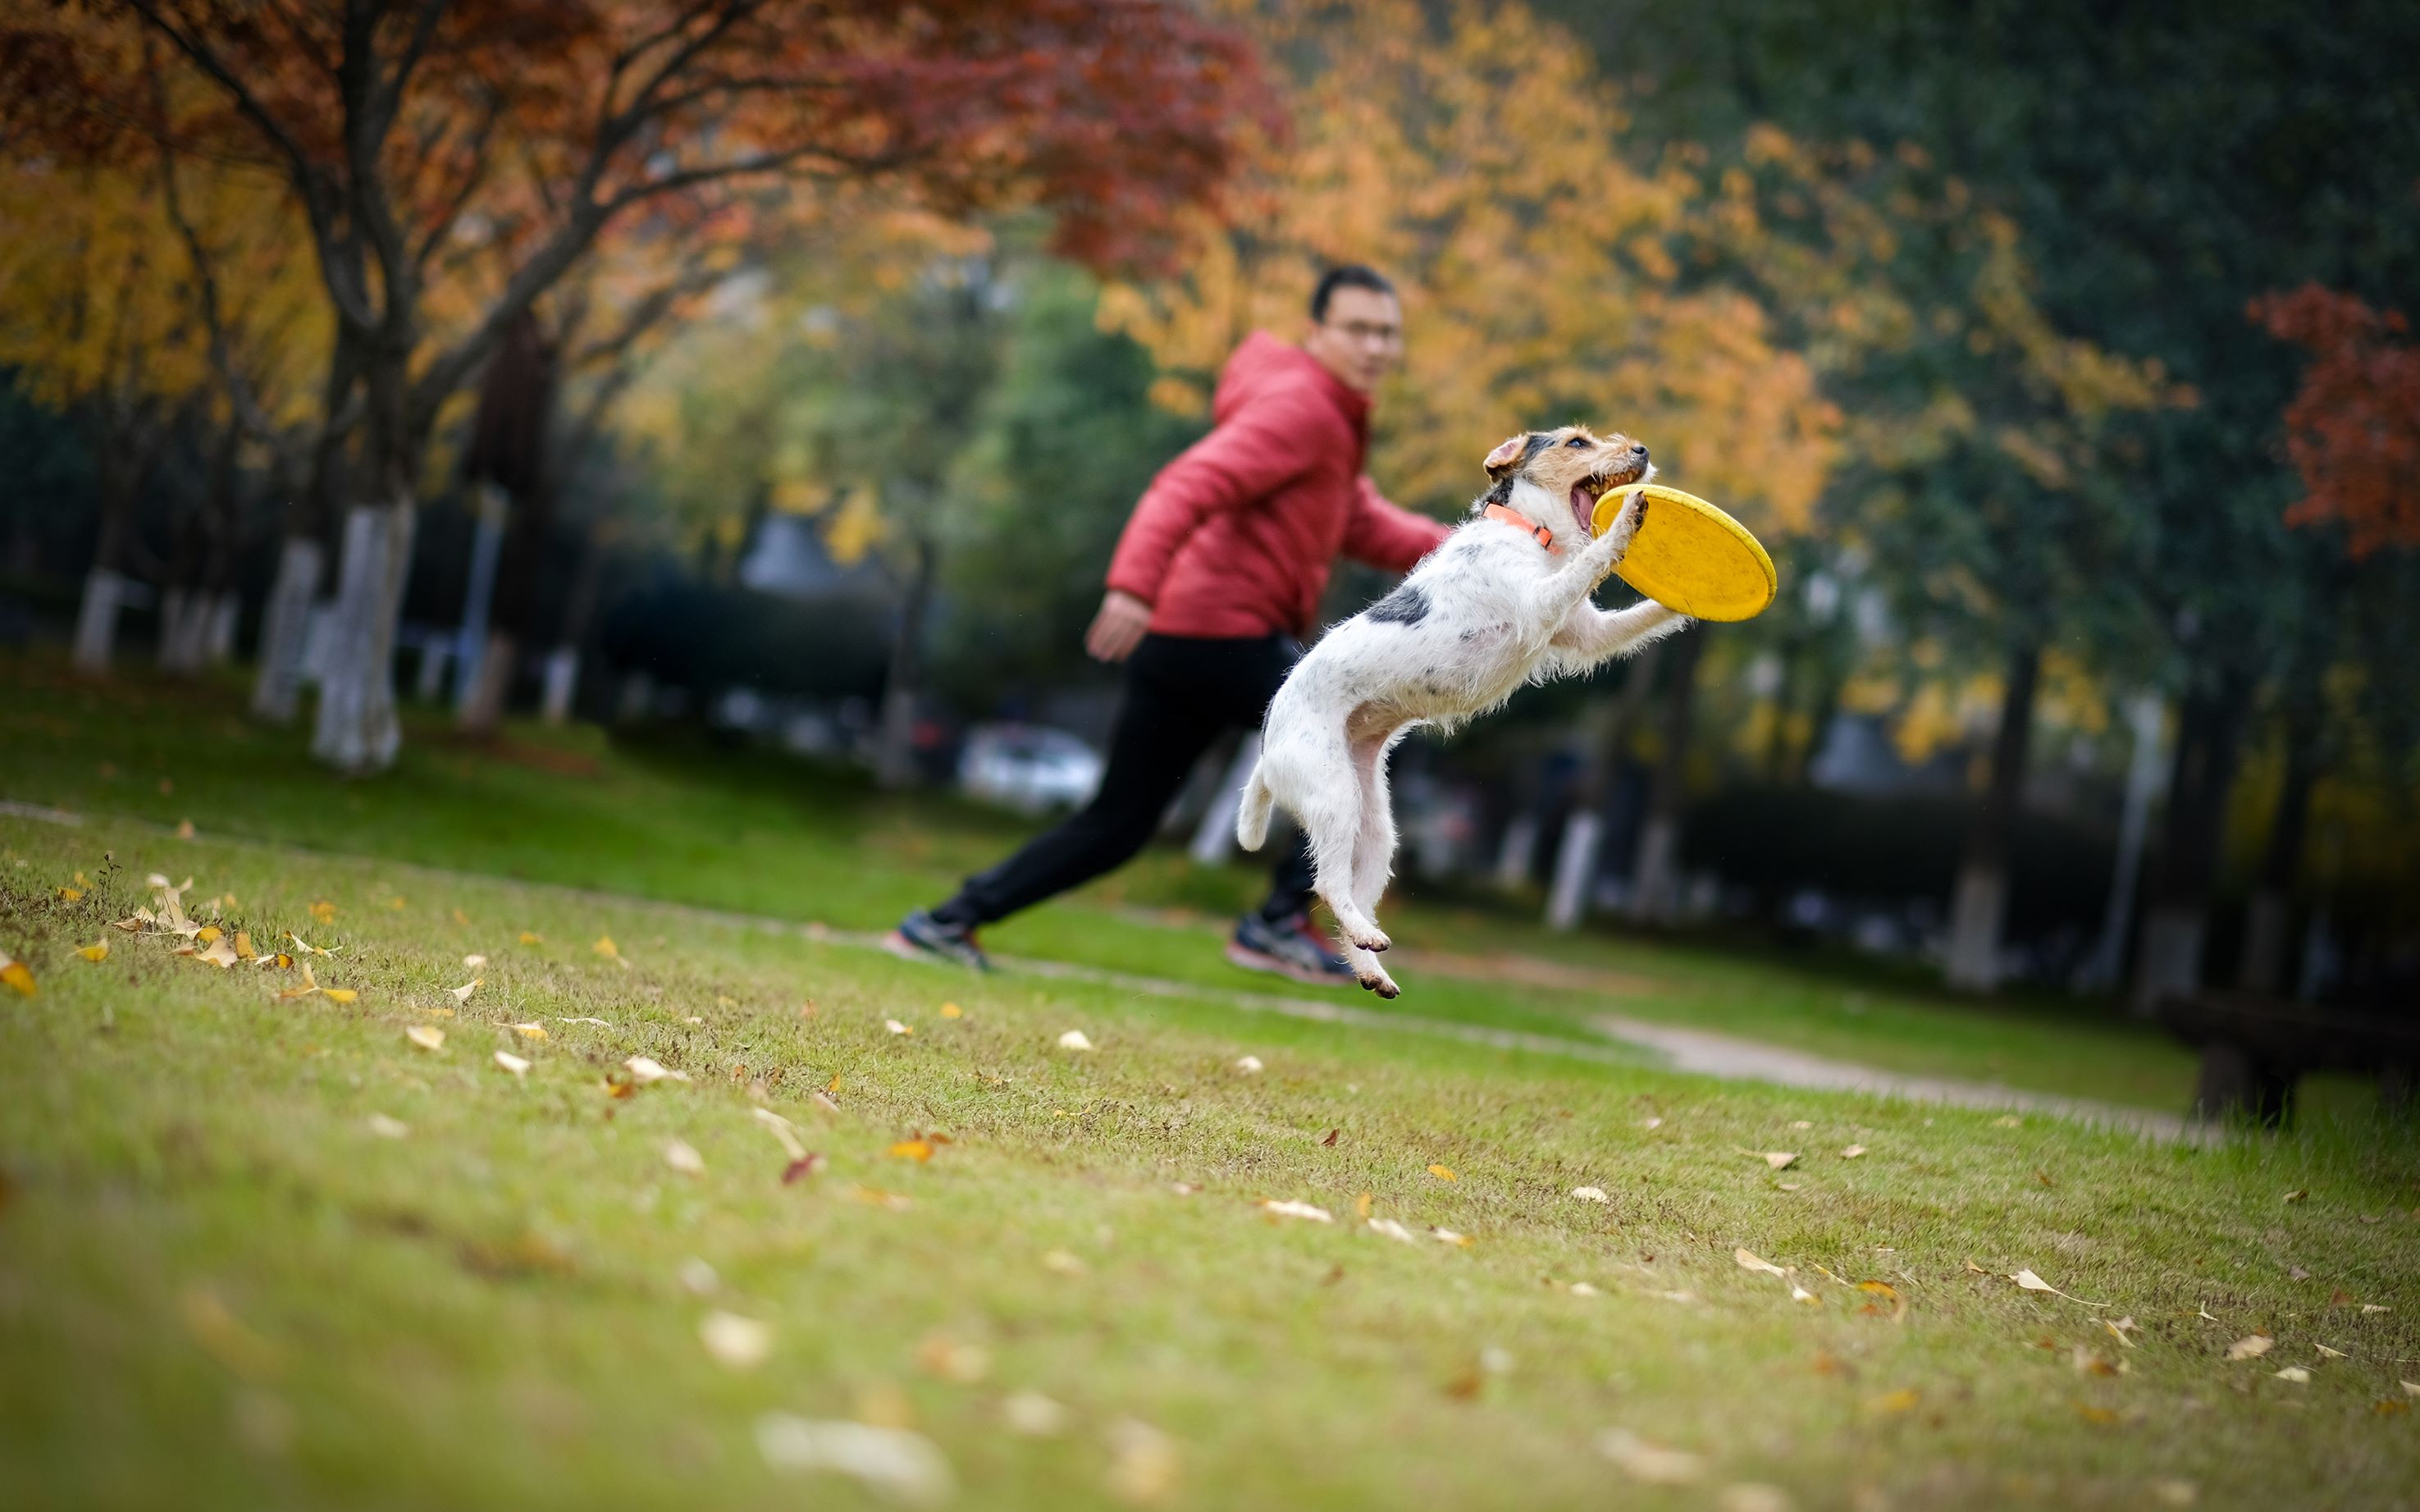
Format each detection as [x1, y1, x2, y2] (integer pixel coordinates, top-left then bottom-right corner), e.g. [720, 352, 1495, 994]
[1482, 433, 1530, 479]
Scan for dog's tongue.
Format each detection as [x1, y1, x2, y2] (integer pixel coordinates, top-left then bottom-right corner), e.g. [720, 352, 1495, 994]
[1568, 485, 1593, 536]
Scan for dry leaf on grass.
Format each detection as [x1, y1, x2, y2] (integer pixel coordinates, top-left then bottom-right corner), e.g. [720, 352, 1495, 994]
[1641, 1116, 1663, 1130]
[1235, 1055, 1263, 1072]
[1261, 1199, 1331, 1222]
[2315, 1344, 2348, 1359]
[1865, 1388, 1920, 1414]
[0, 950, 30, 996]
[507, 1021, 546, 1040]
[624, 1056, 687, 1085]
[1841, 1144, 1867, 1159]
[1322, 1128, 1340, 1146]
[700, 1311, 769, 1368]
[308, 902, 336, 924]
[1368, 1217, 1417, 1245]
[2011, 1268, 2107, 1306]
[664, 1139, 705, 1176]
[782, 1153, 828, 1185]
[1570, 1281, 1601, 1297]
[1736, 1248, 1789, 1277]
[915, 1332, 990, 1384]
[1596, 1429, 1704, 1486]
[367, 1113, 409, 1139]
[1104, 1418, 1179, 1505]
[1430, 1227, 1473, 1248]
[559, 1016, 610, 1027]
[756, 1415, 952, 1506]
[1351, 1192, 1372, 1219]
[938, 1002, 961, 1019]
[884, 1018, 912, 1036]
[2226, 1334, 2274, 1360]
[194, 936, 240, 968]
[2106, 1317, 2139, 1348]
[494, 1051, 531, 1078]
[2273, 1366, 2311, 1383]
[518, 931, 541, 944]
[1791, 1285, 1820, 1305]
[77, 941, 109, 962]
[751, 1108, 807, 1161]
[1858, 1280, 1906, 1320]
[1573, 1186, 1610, 1202]
[405, 1026, 445, 1051]
[1057, 1030, 1095, 1051]
[1002, 1391, 1071, 1437]
[462, 954, 487, 969]
[1427, 1163, 1457, 1181]
[2282, 1189, 2308, 1204]
[2288, 1265, 2311, 1280]
[593, 936, 629, 968]
[449, 979, 480, 1004]
[890, 1140, 934, 1163]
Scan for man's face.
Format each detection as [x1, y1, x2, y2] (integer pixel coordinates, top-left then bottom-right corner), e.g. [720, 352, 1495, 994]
[1303, 285, 1404, 395]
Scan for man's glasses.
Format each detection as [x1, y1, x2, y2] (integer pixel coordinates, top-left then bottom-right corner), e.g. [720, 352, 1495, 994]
[1322, 319, 1403, 346]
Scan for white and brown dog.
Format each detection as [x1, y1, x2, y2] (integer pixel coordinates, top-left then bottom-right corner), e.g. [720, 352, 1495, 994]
[1236, 426, 1693, 998]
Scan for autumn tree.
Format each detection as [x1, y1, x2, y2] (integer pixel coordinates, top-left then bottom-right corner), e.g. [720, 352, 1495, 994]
[2250, 285, 2420, 560]
[11, 0, 1266, 772]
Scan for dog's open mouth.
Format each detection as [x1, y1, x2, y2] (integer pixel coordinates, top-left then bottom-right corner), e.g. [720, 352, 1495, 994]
[1568, 465, 1645, 537]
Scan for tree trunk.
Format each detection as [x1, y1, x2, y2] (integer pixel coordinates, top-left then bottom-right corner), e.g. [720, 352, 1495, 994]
[1626, 632, 1705, 925]
[2076, 691, 2166, 993]
[539, 524, 613, 727]
[71, 568, 130, 674]
[874, 537, 938, 789]
[459, 628, 518, 735]
[251, 537, 326, 719]
[1546, 642, 1663, 930]
[310, 500, 417, 774]
[1945, 642, 2041, 992]
[451, 483, 512, 718]
[2238, 698, 2322, 995]
[2132, 669, 2254, 1013]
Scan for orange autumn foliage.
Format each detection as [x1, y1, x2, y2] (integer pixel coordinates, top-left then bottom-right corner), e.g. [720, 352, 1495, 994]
[2250, 284, 2420, 559]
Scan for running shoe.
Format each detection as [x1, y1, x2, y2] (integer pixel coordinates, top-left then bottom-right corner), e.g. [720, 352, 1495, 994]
[885, 909, 993, 972]
[1226, 910, 1357, 987]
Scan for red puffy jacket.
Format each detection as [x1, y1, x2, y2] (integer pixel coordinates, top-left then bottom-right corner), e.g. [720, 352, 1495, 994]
[1105, 332, 1450, 639]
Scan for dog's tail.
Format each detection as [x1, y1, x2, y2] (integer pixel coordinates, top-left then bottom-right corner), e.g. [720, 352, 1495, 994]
[1235, 761, 1276, 852]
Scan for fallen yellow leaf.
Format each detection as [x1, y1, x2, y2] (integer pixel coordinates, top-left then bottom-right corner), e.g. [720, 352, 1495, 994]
[232, 930, 254, 960]
[406, 1026, 445, 1050]
[890, 1140, 934, 1163]
[1260, 1199, 1332, 1222]
[698, 1310, 769, 1368]
[449, 978, 480, 1004]
[509, 1021, 547, 1040]
[1841, 1144, 1868, 1159]
[2011, 1268, 2108, 1306]
[77, 941, 109, 963]
[494, 1050, 532, 1078]
[939, 1002, 962, 1019]
[593, 935, 628, 967]
[624, 1056, 688, 1085]
[1354, 1192, 1374, 1221]
[887, 1019, 914, 1036]
[309, 902, 336, 923]
[195, 925, 221, 944]
[319, 986, 357, 1004]
[1427, 1163, 1457, 1181]
[1430, 1227, 1473, 1248]
[518, 931, 541, 944]
[664, 1139, 705, 1176]
[1865, 1388, 1919, 1414]
[2226, 1333, 2274, 1361]
[57, 886, 84, 901]
[1735, 1248, 1789, 1277]
[0, 950, 36, 997]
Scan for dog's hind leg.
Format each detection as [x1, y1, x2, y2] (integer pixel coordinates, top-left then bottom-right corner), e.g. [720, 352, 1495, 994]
[1281, 726, 1390, 957]
[1345, 738, 1401, 997]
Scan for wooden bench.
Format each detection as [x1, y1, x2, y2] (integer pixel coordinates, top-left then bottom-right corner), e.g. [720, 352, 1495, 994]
[2156, 994, 2419, 1126]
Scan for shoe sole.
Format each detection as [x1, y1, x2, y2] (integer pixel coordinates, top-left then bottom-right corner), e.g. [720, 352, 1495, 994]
[1225, 939, 1354, 989]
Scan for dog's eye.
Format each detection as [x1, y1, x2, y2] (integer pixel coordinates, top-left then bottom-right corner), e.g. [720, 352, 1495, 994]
[1564, 436, 1589, 448]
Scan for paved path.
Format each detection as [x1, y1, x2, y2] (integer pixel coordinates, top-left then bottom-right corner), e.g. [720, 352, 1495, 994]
[2, 798, 2187, 1139]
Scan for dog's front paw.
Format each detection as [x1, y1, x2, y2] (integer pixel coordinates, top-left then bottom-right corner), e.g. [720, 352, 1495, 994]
[1603, 496, 1648, 560]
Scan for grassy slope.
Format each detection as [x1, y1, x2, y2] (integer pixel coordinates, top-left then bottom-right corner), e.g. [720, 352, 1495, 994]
[0, 657, 2226, 1112]
[2, 814, 2416, 1512]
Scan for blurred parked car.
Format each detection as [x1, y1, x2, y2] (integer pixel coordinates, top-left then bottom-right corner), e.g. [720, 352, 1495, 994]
[958, 724, 1103, 815]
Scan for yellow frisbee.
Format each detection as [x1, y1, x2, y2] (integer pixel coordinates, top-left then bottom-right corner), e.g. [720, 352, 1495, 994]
[1591, 483, 1777, 622]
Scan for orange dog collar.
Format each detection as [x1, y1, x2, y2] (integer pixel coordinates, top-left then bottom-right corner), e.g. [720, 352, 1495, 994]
[1483, 503, 1562, 555]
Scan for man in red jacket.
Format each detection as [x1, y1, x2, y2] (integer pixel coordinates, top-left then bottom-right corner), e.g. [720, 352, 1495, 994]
[890, 266, 1450, 984]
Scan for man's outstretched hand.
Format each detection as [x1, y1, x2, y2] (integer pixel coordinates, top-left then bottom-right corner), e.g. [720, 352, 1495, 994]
[1084, 589, 1153, 663]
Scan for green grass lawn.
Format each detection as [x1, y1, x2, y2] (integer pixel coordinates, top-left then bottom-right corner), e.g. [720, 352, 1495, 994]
[1, 656, 2417, 1510]
[0, 655, 2248, 1114]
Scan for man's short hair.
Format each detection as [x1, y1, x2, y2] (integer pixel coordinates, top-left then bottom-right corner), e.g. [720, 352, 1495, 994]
[1310, 264, 1396, 323]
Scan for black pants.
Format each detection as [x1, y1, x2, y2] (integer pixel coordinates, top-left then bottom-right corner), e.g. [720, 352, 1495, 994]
[931, 633, 1315, 928]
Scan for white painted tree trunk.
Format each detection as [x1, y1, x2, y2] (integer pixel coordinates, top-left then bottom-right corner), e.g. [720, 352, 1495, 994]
[71, 568, 128, 674]
[1545, 811, 1603, 931]
[1189, 733, 1262, 865]
[251, 537, 325, 723]
[1625, 814, 1682, 924]
[1493, 813, 1539, 891]
[158, 589, 226, 675]
[1943, 863, 2010, 991]
[158, 588, 191, 670]
[452, 483, 509, 712]
[2077, 692, 2166, 994]
[310, 502, 416, 774]
[539, 646, 580, 724]
[458, 628, 517, 736]
[204, 594, 238, 665]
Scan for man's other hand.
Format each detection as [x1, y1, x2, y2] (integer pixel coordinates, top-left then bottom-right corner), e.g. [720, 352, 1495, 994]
[1084, 589, 1153, 663]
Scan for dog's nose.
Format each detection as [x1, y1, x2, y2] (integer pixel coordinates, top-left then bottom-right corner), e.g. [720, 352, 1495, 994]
[1631, 444, 1649, 459]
